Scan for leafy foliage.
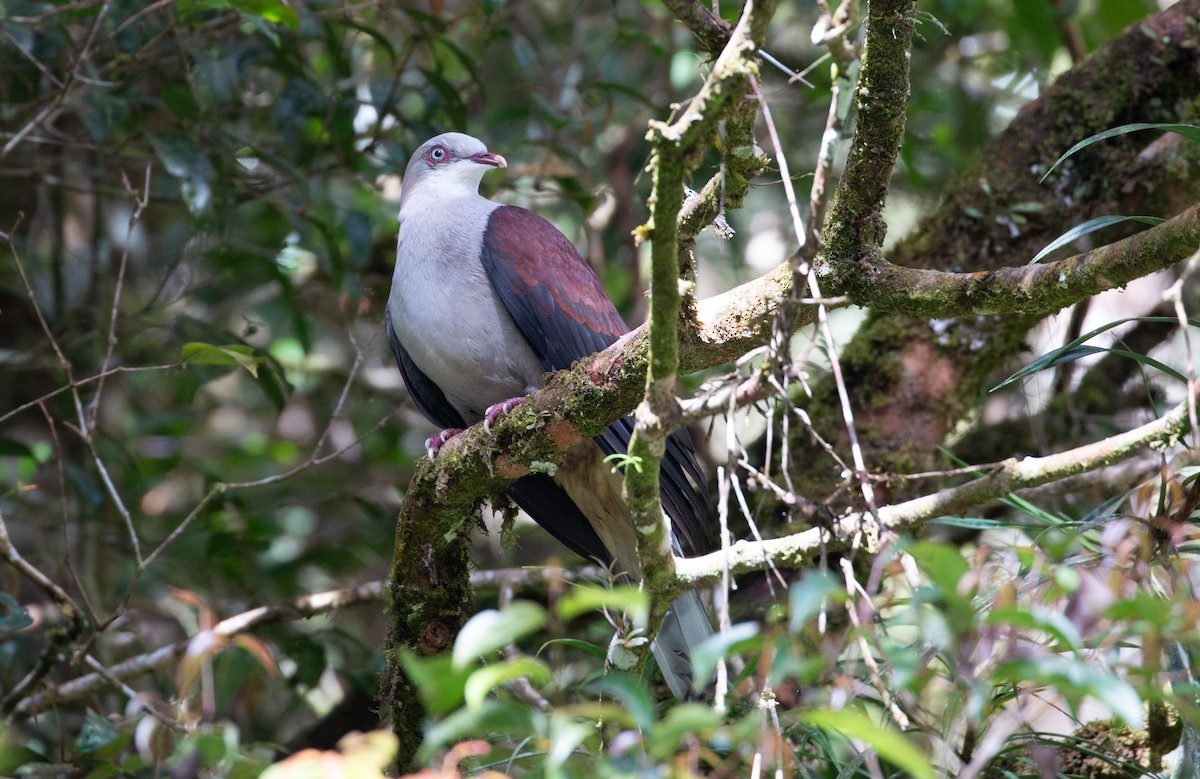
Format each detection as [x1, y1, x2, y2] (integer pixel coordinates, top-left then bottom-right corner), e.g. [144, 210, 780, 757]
[1, 0, 1197, 777]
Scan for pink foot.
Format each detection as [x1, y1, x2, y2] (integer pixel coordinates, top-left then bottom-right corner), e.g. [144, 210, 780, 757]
[425, 428, 465, 461]
[483, 397, 526, 434]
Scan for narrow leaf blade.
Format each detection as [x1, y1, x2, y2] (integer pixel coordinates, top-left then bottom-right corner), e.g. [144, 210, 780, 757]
[1042, 123, 1200, 181]
[1030, 215, 1165, 264]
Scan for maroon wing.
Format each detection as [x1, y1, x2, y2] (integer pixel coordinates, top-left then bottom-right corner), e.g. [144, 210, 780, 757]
[480, 205, 627, 367]
[480, 205, 714, 556]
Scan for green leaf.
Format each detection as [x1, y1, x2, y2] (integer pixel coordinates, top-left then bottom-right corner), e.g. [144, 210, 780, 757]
[452, 601, 547, 670]
[602, 452, 643, 473]
[178, 0, 299, 28]
[464, 657, 551, 709]
[986, 607, 1083, 652]
[997, 345, 1107, 391]
[528, 460, 557, 476]
[788, 570, 844, 633]
[689, 622, 762, 693]
[421, 700, 538, 757]
[557, 584, 648, 629]
[802, 708, 935, 779]
[396, 650, 469, 715]
[1103, 347, 1188, 384]
[646, 704, 723, 759]
[0, 743, 49, 775]
[546, 713, 594, 772]
[584, 674, 658, 730]
[994, 656, 1144, 727]
[907, 541, 969, 600]
[929, 516, 1007, 530]
[0, 592, 32, 633]
[235, 0, 299, 28]
[75, 711, 119, 754]
[1105, 592, 1173, 626]
[147, 132, 214, 214]
[538, 637, 607, 660]
[1043, 123, 1200, 181]
[181, 342, 262, 377]
[0, 438, 33, 457]
[1029, 215, 1166, 264]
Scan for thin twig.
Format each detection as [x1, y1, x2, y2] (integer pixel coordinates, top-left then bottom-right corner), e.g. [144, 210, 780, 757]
[39, 402, 102, 626]
[752, 74, 881, 548]
[675, 376, 1200, 585]
[0, 364, 179, 427]
[12, 565, 603, 717]
[88, 164, 152, 432]
[0, 510, 79, 612]
[1163, 248, 1200, 449]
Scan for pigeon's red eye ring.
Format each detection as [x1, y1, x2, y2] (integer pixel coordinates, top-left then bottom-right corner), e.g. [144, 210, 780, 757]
[426, 145, 448, 164]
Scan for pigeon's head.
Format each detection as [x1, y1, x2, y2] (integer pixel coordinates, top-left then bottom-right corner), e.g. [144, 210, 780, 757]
[401, 132, 506, 201]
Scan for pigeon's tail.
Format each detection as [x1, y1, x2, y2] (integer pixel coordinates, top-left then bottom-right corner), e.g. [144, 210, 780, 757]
[652, 588, 714, 701]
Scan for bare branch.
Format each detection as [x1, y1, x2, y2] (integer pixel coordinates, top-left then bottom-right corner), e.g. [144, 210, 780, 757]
[88, 164, 152, 432]
[11, 565, 604, 718]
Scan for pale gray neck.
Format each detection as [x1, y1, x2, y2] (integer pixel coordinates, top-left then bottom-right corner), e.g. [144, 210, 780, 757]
[395, 186, 500, 274]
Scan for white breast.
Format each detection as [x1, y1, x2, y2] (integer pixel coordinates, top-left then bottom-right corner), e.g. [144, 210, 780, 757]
[388, 191, 544, 422]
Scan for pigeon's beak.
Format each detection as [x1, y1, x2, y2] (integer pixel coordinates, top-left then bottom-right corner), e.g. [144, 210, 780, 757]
[470, 151, 507, 169]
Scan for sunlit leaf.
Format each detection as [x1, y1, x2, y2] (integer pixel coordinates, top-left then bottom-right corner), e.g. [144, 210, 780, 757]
[260, 730, 396, 779]
[421, 700, 538, 757]
[645, 704, 723, 759]
[232, 634, 281, 678]
[986, 607, 1083, 652]
[463, 657, 551, 709]
[802, 708, 935, 779]
[1105, 592, 1174, 626]
[181, 342, 262, 378]
[396, 650, 469, 716]
[557, 584, 648, 629]
[452, 601, 547, 670]
[178, 630, 225, 694]
[546, 713, 594, 772]
[906, 541, 970, 600]
[994, 656, 1143, 727]
[538, 637, 607, 660]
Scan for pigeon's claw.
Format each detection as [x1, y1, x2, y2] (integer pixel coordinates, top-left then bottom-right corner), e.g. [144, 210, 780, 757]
[483, 397, 526, 434]
[425, 428, 466, 461]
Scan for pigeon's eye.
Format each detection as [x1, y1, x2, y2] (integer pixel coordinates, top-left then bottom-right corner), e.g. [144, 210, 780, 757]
[427, 145, 448, 164]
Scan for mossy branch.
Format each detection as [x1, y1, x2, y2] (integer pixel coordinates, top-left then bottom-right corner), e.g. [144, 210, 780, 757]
[833, 203, 1200, 316]
[628, 0, 776, 652]
[820, 0, 916, 273]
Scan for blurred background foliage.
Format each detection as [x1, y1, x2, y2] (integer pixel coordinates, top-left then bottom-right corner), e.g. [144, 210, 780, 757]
[0, 0, 1191, 775]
